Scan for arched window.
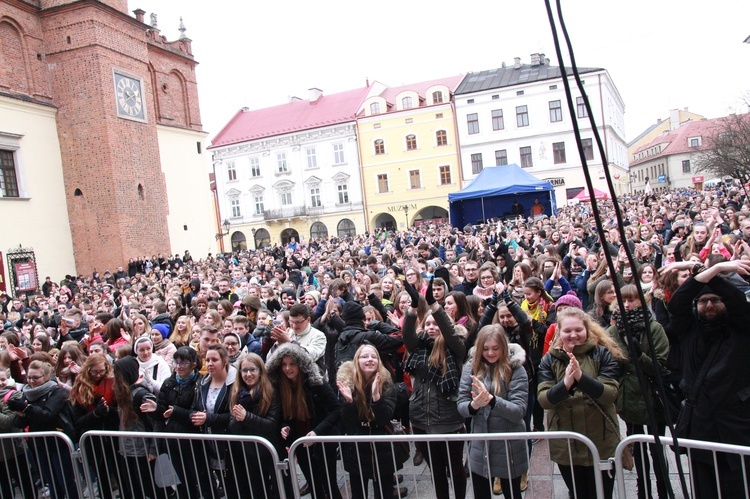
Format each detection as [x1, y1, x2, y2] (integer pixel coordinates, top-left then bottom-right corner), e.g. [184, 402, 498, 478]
[370, 102, 381, 115]
[406, 134, 417, 151]
[310, 222, 328, 239]
[432, 91, 444, 104]
[402, 96, 413, 109]
[337, 219, 356, 237]
[374, 139, 385, 155]
[74, 188, 83, 197]
[254, 228, 271, 249]
[137, 184, 144, 200]
[231, 231, 247, 252]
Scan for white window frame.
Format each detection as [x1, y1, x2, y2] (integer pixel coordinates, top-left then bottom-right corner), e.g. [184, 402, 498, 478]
[230, 198, 241, 218]
[337, 184, 349, 204]
[333, 143, 345, 164]
[227, 161, 237, 181]
[306, 148, 317, 169]
[276, 152, 288, 173]
[254, 195, 264, 215]
[310, 187, 322, 207]
[250, 157, 261, 177]
[0, 132, 26, 198]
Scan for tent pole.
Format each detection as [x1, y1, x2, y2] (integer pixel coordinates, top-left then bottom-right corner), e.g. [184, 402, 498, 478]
[481, 197, 486, 223]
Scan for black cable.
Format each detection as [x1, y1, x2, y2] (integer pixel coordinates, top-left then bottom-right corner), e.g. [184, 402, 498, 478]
[544, 2, 689, 497]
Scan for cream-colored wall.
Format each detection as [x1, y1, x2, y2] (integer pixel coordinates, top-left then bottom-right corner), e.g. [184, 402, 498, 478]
[358, 104, 460, 229]
[157, 126, 219, 259]
[628, 110, 705, 161]
[0, 97, 76, 288]
[222, 210, 367, 249]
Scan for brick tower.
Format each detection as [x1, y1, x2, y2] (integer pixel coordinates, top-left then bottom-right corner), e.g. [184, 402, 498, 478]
[0, 0, 204, 274]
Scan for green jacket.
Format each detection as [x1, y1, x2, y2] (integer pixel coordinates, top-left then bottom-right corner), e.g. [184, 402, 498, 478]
[538, 339, 621, 466]
[607, 320, 669, 425]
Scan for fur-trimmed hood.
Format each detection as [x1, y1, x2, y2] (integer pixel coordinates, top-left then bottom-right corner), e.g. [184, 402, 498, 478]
[466, 341, 526, 367]
[335, 360, 394, 393]
[265, 342, 324, 386]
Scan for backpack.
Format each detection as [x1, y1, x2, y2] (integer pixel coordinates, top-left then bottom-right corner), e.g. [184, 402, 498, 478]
[334, 331, 368, 371]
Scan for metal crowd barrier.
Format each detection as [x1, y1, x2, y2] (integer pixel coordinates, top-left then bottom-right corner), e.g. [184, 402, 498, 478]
[0, 431, 80, 499]
[8, 430, 749, 498]
[78, 430, 286, 499]
[289, 430, 605, 499]
[614, 435, 750, 499]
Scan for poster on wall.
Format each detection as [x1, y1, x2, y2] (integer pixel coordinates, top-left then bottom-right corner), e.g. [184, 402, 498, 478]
[14, 262, 37, 292]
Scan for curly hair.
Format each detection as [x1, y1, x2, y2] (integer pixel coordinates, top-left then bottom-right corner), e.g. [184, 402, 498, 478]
[69, 354, 111, 407]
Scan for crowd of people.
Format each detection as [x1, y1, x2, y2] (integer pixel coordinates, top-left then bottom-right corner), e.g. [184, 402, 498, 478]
[1, 182, 749, 499]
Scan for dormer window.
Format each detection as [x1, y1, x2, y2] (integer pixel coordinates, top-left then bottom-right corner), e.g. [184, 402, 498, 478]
[402, 97, 413, 109]
[432, 91, 444, 104]
[370, 102, 381, 115]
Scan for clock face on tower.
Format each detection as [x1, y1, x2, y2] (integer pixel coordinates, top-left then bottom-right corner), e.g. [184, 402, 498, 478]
[113, 70, 147, 122]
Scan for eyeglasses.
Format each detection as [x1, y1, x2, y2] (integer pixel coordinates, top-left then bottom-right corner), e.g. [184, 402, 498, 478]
[697, 297, 723, 305]
[172, 360, 192, 368]
[289, 319, 307, 326]
[88, 369, 106, 376]
[27, 375, 45, 381]
[241, 367, 259, 375]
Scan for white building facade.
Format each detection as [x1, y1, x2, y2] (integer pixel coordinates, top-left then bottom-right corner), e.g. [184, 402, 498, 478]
[210, 103, 368, 249]
[454, 55, 629, 203]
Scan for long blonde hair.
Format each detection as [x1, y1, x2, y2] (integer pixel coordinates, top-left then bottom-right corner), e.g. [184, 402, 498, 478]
[349, 345, 391, 420]
[230, 353, 273, 416]
[553, 308, 626, 360]
[471, 325, 512, 395]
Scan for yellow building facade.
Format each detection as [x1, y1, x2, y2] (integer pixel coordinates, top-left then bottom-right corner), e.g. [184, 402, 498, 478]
[357, 76, 464, 231]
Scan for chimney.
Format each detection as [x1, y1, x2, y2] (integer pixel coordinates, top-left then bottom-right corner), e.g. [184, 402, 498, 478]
[365, 78, 370, 87]
[530, 53, 541, 65]
[539, 53, 545, 64]
[669, 109, 680, 131]
[308, 87, 323, 102]
[241, 107, 250, 112]
[289, 96, 302, 102]
[133, 8, 145, 23]
[513, 57, 521, 69]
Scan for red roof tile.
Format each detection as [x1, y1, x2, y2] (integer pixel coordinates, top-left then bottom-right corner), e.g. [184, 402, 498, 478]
[376, 75, 465, 107]
[209, 86, 372, 148]
[630, 117, 732, 166]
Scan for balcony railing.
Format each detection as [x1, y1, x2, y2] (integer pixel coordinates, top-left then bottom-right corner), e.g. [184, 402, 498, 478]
[263, 207, 307, 220]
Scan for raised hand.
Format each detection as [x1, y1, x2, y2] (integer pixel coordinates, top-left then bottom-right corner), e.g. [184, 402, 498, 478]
[425, 277, 436, 305]
[337, 381, 353, 403]
[371, 373, 381, 402]
[470, 375, 492, 410]
[403, 280, 421, 309]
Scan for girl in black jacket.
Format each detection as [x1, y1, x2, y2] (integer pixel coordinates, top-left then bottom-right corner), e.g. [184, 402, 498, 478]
[189, 344, 236, 498]
[266, 343, 342, 499]
[150, 346, 202, 498]
[228, 353, 281, 499]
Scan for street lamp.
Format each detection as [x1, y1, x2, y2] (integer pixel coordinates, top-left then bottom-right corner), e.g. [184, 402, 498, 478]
[403, 205, 409, 228]
[215, 219, 230, 240]
[629, 173, 637, 195]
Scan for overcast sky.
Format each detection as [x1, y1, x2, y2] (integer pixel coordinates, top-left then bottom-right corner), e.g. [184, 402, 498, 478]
[135, 0, 749, 146]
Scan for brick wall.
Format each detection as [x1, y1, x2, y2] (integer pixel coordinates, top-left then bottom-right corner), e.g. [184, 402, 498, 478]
[1, 0, 205, 274]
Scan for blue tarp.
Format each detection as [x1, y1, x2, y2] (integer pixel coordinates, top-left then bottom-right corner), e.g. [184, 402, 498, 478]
[449, 164, 557, 227]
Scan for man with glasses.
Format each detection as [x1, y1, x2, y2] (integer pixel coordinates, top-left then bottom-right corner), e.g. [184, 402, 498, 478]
[668, 260, 750, 498]
[453, 260, 480, 295]
[267, 303, 326, 367]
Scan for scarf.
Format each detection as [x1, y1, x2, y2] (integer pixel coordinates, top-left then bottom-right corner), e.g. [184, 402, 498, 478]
[23, 380, 57, 402]
[153, 338, 174, 353]
[404, 334, 460, 395]
[522, 297, 549, 324]
[175, 371, 197, 387]
[612, 307, 649, 344]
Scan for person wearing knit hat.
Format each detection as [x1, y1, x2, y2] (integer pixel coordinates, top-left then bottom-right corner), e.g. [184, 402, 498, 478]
[334, 301, 402, 370]
[114, 355, 140, 386]
[150, 323, 170, 339]
[555, 290, 582, 310]
[542, 291, 583, 355]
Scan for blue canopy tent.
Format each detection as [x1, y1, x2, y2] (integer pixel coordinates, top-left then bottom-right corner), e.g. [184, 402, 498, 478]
[449, 164, 557, 227]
